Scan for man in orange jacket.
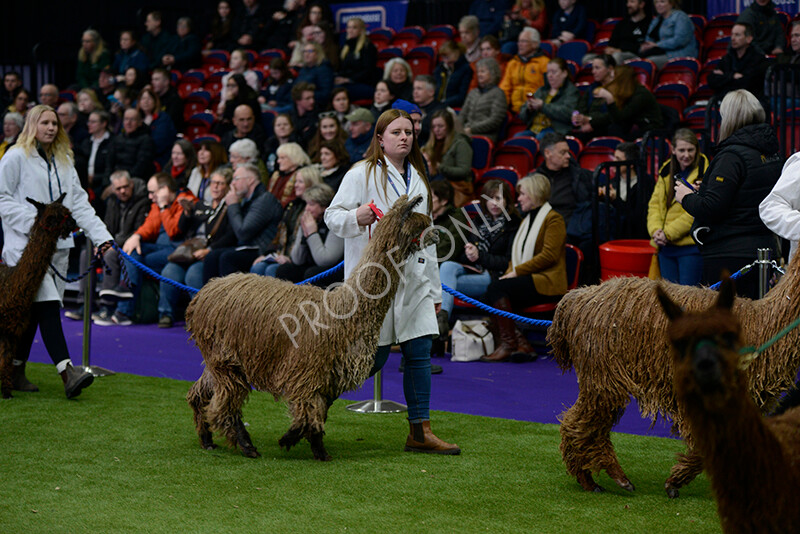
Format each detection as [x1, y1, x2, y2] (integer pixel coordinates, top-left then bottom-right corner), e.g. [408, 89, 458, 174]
[499, 27, 549, 113]
[104, 172, 196, 325]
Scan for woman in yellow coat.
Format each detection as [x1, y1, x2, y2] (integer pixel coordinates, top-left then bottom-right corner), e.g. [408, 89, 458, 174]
[647, 128, 708, 285]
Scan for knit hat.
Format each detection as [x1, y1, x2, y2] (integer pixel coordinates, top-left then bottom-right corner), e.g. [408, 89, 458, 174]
[391, 99, 422, 116]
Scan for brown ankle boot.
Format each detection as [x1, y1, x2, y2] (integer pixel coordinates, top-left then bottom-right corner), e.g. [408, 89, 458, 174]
[405, 421, 461, 455]
[481, 297, 517, 362]
[60, 364, 94, 399]
[11, 361, 39, 392]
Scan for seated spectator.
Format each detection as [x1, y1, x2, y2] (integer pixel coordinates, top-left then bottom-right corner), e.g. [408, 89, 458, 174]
[158, 167, 235, 328]
[203, 163, 282, 281]
[57, 102, 88, 147]
[268, 142, 311, 207]
[423, 109, 474, 206]
[461, 57, 507, 141]
[481, 173, 567, 362]
[291, 23, 340, 71]
[94, 67, 117, 112]
[520, 57, 580, 140]
[288, 81, 319, 148]
[76, 89, 104, 126]
[383, 58, 414, 102]
[187, 139, 228, 203]
[344, 108, 375, 164]
[0, 112, 23, 160]
[459, 15, 483, 63]
[315, 139, 349, 192]
[263, 1, 306, 52]
[370, 80, 396, 122]
[77, 29, 112, 89]
[229, 137, 269, 185]
[737, 0, 785, 55]
[270, 183, 343, 283]
[597, 141, 649, 239]
[111, 30, 148, 81]
[122, 67, 146, 93]
[221, 104, 267, 152]
[261, 57, 295, 113]
[639, 0, 697, 70]
[75, 110, 112, 206]
[513, 0, 547, 35]
[438, 179, 520, 328]
[335, 18, 379, 101]
[434, 41, 474, 108]
[550, 0, 588, 45]
[161, 17, 201, 71]
[217, 73, 262, 136]
[108, 86, 135, 134]
[499, 27, 549, 113]
[137, 85, 177, 166]
[430, 180, 470, 263]
[469, 0, 513, 37]
[412, 75, 446, 146]
[308, 112, 347, 161]
[295, 42, 334, 107]
[264, 113, 299, 173]
[708, 23, 769, 102]
[585, 0, 650, 65]
[469, 35, 511, 91]
[218, 49, 261, 115]
[150, 68, 183, 132]
[231, 0, 269, 50]
[777, 21, 800, 65]
[117, 172, 196, 325]
[647, 129, 708, 285]
[141, 11, 178, 70]
[573, 53, 616, 115]
[1, 71, 22, 111]
[535, 132, 592, 226]
[38, 84, 60, 109]
[572, 65, 662, 141]
[164, 139, 196, 190]
[7, 88, 31, 118]
[68, 171, 149, 325]
[252, 165, 322, 276]
[329, 87, 360, 132]
[107, 108, 155, 183]
[205, 0, 235, 53]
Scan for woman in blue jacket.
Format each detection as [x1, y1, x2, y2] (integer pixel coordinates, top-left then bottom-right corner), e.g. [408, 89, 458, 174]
[433, 41, 474, 108]
[640, 0, 698, 69]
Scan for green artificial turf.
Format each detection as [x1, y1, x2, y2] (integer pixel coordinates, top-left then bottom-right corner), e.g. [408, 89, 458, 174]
[0, 364, 722, 533]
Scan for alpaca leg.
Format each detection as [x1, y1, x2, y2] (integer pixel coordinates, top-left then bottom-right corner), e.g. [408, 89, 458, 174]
[278, 425, 305, 451]
[0, 338, 14, 399]
[281, 397, 330, 460]
[186, 368, 216, 450]
[205, 362, 255, 455]
[308, 431, 331, 462]
[234, 417, 260, 458]
[664, 450, 704, 499]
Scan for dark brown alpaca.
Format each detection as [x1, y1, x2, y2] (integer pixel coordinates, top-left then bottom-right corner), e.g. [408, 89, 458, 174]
[658, 278, 800, 533]
[186, 195, 438, 461]
[0, 193, 76, 398]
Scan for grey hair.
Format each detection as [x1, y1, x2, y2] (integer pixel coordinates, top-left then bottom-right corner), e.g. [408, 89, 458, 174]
[414, 74, 436, 91]
[301, 183, 335, 206]
[276, 142, 312, 167]
[475, 57, 501, 86]
[718, 89, 765, 141]
[520, 27, 541, 43]
[229, 138, 260, 161]
[3, 111, 24, 130]
[59, 101, 79, 118]
[382, 58, 413, 82]
[110, 169, 132, 183]
[458, 15, 480, 34]
[237, 162, 262, 181]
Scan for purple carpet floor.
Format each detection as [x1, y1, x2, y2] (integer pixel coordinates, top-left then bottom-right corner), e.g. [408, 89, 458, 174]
[28, 312, 676, 439]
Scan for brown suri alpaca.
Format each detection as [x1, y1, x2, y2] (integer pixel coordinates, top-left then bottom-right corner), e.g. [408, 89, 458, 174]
[0, 193, 76, 399]
[186, 195, 438, 461]
[658, 278, 800, 533]
[548, 251, 800, 497]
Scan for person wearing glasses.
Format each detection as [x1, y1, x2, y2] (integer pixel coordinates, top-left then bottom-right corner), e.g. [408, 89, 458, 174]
[295, 42, 334, 107]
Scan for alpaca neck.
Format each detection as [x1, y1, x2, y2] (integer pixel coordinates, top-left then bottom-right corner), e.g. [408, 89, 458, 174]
[341, 244, 408, 325]
[11, 223, 60, 295]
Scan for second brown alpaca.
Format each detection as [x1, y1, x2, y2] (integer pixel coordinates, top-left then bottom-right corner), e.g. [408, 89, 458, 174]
[658, 278, 800, 533]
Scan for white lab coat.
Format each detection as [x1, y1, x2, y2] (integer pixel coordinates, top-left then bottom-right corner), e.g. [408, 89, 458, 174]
[760, 152, 800, 261]
[0, 146, 113, 302]
[325, 159, 441, 346]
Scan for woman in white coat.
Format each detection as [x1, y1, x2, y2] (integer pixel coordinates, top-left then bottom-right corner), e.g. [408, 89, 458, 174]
[325, 108, 460, 455]
[0, 105, 114, 398]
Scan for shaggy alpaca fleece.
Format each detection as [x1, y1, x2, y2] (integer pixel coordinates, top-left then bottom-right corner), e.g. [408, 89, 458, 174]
[186, 195, 437, 461]
[660, 279, 800, 533]
[0, 194, 76, 398]
[548, 254, 800, 495]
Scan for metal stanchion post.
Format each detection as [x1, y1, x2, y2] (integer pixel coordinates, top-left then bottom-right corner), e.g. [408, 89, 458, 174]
[77, 240, 114, 377]
[757, 248, 771, 299]
[346, 370, 406, 413]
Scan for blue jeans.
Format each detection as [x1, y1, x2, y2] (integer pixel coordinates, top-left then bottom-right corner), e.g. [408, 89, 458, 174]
[370, 336, 432, 422]
[658, 245, 702, 286]
[159, 261, 205, 318]
[251, 260, 280, 277]
[118, 237, 178, 316]
[439, 261, 492, 317]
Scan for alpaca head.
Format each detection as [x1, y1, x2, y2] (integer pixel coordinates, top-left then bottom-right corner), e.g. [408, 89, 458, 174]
[657, 277, 744, 410]
[371, 195, 438, 256]
[26, 193, 77, 239]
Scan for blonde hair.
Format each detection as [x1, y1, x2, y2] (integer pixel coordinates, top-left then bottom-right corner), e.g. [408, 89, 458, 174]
[16, 105, 73, 167]
[302, 42, 325, 67]
[296, 164, 322, 188]
[517, 173, 551, 204]
[277, 142, 312, 167]
[340, 18, 368, 60]
[78, 29, 107, 64]
[718, 89, 766, 141]
[78, 88, 104, 112]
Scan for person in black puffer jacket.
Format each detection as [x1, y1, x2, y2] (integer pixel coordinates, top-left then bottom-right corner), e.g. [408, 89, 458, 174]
[677, 89, 783, 299]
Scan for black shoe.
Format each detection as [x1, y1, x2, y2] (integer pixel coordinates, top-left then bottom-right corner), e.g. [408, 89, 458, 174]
[62, 365, 94, 399]
[99, 285, 134, 300]
[158, 315, 173, 328]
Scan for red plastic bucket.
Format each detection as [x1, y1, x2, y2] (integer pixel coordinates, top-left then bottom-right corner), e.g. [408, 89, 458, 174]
[599, 239, 656, 281]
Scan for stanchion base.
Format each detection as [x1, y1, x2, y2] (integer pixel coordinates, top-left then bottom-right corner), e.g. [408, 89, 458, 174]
[76, 365, 116, 377]
[346, 399, 407, 413]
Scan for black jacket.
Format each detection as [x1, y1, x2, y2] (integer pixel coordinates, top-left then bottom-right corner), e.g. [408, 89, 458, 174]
[177, 200, 236, 250]
[608, 16, 651, 54]
[75, 134, 113, 192]
[338, 38, 379, 86]
[536, 159, 593, 226]
[104, 177, 150, 243]
[160, 87, 185, 132]
[708, 44, 770, 99]
[226, 183, 283, 254]
[106, 126, 156, 181]
[684, 123, 782, 258]
[456, 212, 521, 278]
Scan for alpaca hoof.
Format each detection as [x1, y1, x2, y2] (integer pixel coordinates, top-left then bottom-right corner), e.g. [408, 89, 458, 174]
[665, 485, 680, 499]
[241, 447, 261, 458]
[314, 452, 332, 462]
[2, 390, 12, 399]
[204, 444, 218, 451]
[617, 480, 635, 492]
[592, 485, 606, 493]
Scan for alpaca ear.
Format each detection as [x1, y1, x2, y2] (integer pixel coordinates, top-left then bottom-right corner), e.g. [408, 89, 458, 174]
[400, 194, 423, 222]
[56, 192, 67, 204]
[716, 273, 735, 311]
[656, 285, 683, 320]
[26, 197, 45, 212]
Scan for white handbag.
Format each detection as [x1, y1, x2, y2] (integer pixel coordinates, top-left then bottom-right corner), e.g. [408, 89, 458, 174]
[450, 320, 495, 362]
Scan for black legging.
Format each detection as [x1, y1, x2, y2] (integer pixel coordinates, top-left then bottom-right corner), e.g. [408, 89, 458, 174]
[482, 276, 560, 309]
[17, 300, 71, 365]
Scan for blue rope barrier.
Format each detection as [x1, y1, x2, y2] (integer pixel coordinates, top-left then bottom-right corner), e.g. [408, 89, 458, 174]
[707, 263, 750, 290]
[441, 284, 554, 328]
